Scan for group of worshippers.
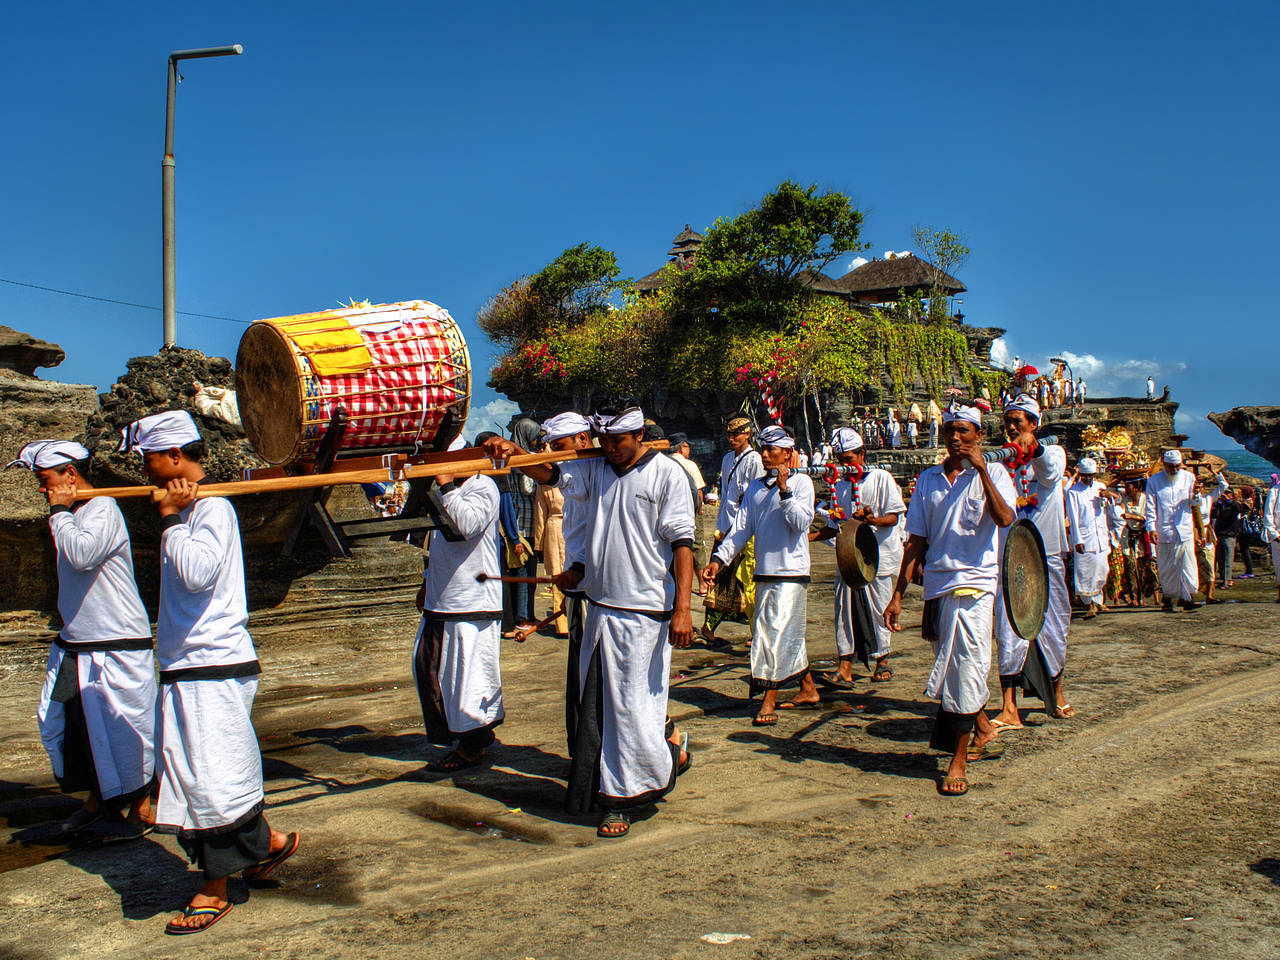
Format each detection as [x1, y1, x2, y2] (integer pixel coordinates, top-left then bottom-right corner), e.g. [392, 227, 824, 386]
[10, 411, 298, 936]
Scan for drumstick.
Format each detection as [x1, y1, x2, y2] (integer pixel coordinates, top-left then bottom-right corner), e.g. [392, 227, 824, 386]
[475, 573, 555, 585]
[71, 441, 670, 502]
[511, 607, 566, 643]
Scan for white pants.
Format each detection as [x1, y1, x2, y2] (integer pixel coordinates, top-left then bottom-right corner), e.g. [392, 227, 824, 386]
[1156, 540, 1198, 601]
[996, 552, 1070, 678]
[926, 591, 994, 715]
[751, 581, 809, 685]
[1073, 549, 1109, 603]
[581, 606, 674, 805]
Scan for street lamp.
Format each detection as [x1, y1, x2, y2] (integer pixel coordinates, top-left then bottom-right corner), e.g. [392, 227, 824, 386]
[163, 44, 243, 347]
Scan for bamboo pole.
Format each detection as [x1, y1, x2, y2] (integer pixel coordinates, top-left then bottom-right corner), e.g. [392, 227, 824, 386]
[73, 441, 665, 503]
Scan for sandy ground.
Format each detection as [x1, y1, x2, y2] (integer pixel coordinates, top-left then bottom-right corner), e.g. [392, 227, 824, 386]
[1, 548, 1279, 960]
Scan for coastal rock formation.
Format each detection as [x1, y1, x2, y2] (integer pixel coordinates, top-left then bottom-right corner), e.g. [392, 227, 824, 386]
[1208, 407, 1280, 469]
[0, 325, 65, 376]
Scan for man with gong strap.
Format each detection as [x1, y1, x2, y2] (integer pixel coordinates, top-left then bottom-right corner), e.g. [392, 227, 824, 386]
[483, 400, 694, 839]
[990, 394, 1075, 728]
[809, 427, 905, 687]
[885, 402, 1016, 796]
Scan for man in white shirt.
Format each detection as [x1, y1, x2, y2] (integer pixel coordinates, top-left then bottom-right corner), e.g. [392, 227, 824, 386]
[1145, 449, 1203, 611]
[990, 395, 1075, 728]
[9, 440, 156, 840]
[485, 402, 695, 839]
[1146, 376, 1156, 400]
[413, 436, 505, 773]
[704, 425, 817, 725]
[123, 410, 297, 935]
[1192, 471, 1229, 604]
[1264, 478, 1280, 603]
[885, 402, 1017, 797]
[810, 427, 905, 686]
[703, 416, 764, 643]
[1066, 458, 1111, 619]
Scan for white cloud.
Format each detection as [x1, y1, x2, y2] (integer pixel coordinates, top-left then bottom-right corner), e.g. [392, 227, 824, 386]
[469, 397, 520, 439]
[990, 337, 1013, 370]
[847, 256, 869, 271]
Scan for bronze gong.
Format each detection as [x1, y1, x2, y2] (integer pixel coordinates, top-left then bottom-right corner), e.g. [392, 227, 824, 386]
[1001, 518, 1050, 640]
[835, 518, 880, 589]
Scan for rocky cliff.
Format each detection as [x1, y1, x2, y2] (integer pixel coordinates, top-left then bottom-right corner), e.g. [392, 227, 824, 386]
[1208, 407, 1280, 469]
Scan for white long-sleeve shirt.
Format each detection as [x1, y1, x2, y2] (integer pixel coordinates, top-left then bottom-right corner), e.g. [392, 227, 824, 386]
[48, 497, 150, 645]
[826, 468, 906, 578]
[1263, 485, 1280, 543]
[714, 475, 815, 578]
[157, 497, 255, 672]
[716, 448, 764, 535]
[905, 464, 1018, 600]
[1004, 443, 1068, 555]
[558, 451, 696, 615]
[1066, 480, 1110, 554]
[1144, 469, 1198, 543]
[422, 475, 502, 616]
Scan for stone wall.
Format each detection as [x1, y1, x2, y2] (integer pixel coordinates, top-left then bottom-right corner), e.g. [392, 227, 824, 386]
[1209, 406, 1280, 468]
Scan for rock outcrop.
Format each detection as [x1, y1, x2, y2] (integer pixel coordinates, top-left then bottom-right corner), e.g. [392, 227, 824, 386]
[1208, 407, 1280, 469]
[0, 325, 65, 376]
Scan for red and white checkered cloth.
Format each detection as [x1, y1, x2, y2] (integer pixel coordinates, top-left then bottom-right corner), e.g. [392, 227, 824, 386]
[298, 301, 466, 453]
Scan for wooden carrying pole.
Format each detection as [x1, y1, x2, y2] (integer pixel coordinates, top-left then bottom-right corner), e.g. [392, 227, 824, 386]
[73, 442, 666, 503]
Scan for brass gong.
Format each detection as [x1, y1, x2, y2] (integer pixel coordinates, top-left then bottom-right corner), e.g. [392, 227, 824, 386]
[1001, 518, 1050, 640]
[835, 518, 880, 589]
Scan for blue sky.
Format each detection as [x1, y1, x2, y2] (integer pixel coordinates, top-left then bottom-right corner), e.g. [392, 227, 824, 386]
[3, 1, 1276, 445]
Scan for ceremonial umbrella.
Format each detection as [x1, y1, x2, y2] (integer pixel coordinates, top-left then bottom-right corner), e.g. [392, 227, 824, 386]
[1016, 364, 1039, 378]
[944, 387, 964, 396]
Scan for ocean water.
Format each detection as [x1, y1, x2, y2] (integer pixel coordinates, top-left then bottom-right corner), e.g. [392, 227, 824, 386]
[1207, 448, 1277, 482]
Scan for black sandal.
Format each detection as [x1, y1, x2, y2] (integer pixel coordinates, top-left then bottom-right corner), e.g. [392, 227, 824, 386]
[596, 811, 631, 838]
[426, 749, 483, 773]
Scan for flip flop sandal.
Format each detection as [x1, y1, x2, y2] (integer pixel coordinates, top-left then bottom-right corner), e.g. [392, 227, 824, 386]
[244, 832, 300, 884]
[966, 742, 1006, 762]
[165, 901, 233, 936]
[870, 669, 893, 682]
[1051, 704, 1077, 719]
[596, 812, 631, 839]
[778, 700, 822, 710]
[425, 749, 484, 773]
[102, 821, 155, 845]
[815, 672, 855, 690]
[59, 806, 104, 834]
[753, 713, 778, 726]
[938, 776, 969, 797]
[989, 719, 1024, 732]
[676, 733, 692, 776]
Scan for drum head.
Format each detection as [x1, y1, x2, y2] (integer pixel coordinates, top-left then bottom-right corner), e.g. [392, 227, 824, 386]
[236, 322, 304, 465]
[1002, 518, 1049, 640]
[836, 518, 879, 589]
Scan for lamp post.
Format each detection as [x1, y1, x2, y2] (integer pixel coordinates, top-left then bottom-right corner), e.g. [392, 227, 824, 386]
[163, 44, 243, 347]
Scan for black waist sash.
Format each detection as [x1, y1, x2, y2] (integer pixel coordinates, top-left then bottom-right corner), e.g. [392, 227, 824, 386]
[585, 597, 673, 622]
[55, 635, 153, 653]
[159, 660, 262, 684]
[753, 574, 811, 584]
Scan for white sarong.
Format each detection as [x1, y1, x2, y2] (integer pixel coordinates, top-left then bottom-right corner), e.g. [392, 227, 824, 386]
[996, 552, 1070, 678]
[36, 644, 156, 801]
[925, 591, 994, 715]
[1155, 540, 1198, 601]
[865, 575, 894, 659]
[156, 677, 264, 834]
[751, 580, 809, 687]
[581, 605, 674, 805]
[1074, 549, 1109, 602]
[413, 617, 504, 734]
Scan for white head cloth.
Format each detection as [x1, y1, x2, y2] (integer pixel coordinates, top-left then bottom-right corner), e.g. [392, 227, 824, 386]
[591, 407, 645, 434]
[831, 427, 864, 453]
[758, 425, 795, 449]
[7, 440, 91, 470]
[541, 411, 592, 442]
[1004, 393, 1041, 421]
[1078, 457, 1099, 475]
[119, 410, 202, 454]
[1162, 449, 1183, 465]
[942, 401, 982, 426]
[447, 435, 466, 452]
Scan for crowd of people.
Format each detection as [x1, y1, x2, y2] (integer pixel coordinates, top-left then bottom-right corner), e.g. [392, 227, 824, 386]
[10, 397, 1280, 935]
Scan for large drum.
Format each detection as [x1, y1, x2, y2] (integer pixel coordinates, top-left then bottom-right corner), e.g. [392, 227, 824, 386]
[236, 300, 471, 465]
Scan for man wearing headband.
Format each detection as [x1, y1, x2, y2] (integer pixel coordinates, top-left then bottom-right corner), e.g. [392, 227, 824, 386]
[810, 426, 905, 687]
[537, 411, 594, 750]
[122, 411, 299, 934]
[1145, 450, 1203, 612]
[990, 394, 1075, 729]
[1264, 475, 1280, 603]
[482, 400, 695, 839]
[885, 401, 1017, 796]
[1066, 458, 1112, 620]
[703, 416, 764, 644]
[703, 425, 819, 724]
[8, 440, 156, 840]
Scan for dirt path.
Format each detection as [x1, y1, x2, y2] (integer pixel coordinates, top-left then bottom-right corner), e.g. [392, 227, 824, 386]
[1, 554, 1278, 959]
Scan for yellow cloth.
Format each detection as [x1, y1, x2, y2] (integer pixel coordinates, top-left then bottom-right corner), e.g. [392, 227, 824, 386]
[951, 588, 986, 598]
[278, 315, 372, 376]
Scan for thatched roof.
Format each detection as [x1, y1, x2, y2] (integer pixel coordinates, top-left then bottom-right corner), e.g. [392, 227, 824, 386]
[835, 254, 965, 300]
[797, 269, 846, 295]
[635, 266, 670, 292]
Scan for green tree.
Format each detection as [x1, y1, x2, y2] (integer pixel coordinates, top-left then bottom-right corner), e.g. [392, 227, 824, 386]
[670, 181, 869, 329]
[910, 225, 970, 322]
